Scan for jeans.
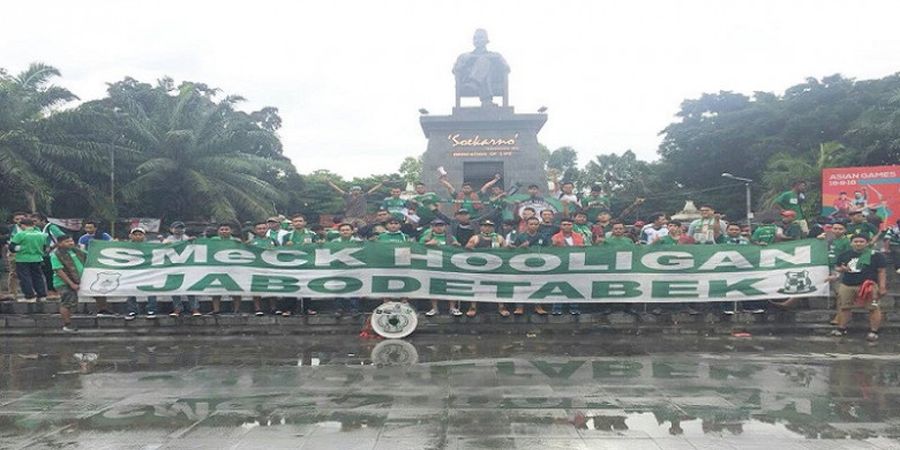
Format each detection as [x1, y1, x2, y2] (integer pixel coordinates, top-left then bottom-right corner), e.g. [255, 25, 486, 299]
[126, 296, 158, 315]
[15, 261, 47, 299]
[336, 297, 360, 313]
[171, 295, 199, 313]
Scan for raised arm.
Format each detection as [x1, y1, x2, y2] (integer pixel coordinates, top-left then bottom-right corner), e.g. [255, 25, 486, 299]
[480, 173, 502, 193]
[614, 198, 645, 222]
[439, 177, 456, 195]
[366, 180, 385, 195]
[326, 180, 346, 195]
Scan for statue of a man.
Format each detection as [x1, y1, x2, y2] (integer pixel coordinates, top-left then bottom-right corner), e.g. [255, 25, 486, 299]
[453, 29, 510, 107]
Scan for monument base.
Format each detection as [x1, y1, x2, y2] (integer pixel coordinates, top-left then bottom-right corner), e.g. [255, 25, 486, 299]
[420, 106, 548, 201]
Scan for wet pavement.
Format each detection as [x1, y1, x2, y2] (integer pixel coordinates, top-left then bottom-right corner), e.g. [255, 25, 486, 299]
[2, 334, 900, 449]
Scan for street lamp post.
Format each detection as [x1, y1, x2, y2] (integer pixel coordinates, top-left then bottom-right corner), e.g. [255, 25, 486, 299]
[721, 173, 753, 230]
[721, 173, 754, 315]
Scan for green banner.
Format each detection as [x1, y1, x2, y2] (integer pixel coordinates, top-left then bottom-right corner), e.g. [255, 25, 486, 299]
[79, 239, 829, 303]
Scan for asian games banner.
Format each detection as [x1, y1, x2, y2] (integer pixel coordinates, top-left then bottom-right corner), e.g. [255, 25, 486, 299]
[822, 165, 899, 229]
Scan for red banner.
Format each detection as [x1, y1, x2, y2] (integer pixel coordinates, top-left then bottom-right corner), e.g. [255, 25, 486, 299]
[821, 165, 899, 230]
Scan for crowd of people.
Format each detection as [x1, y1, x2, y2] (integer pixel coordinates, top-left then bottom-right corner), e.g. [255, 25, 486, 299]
[1, 178, 897, 339]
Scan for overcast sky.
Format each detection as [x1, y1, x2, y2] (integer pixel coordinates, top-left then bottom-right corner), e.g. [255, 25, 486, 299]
[3, 0, 899, 178]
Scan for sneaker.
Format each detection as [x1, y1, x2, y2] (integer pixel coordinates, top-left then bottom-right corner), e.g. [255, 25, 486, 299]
[191, 311, 202, 317]
[830, 329, 848, 337]
[450, 308, 463, 317]
[254, 310, 264, 317]
[744, 309, 766, 315]
[274, 310, 283, 315]
[867, 332, 879, 342]
[685, 307, 701, 316]
[62, 325, 78, 333]
[281, 311, 292, 317]
[36, 297, 47, 302]
[125, 312, 136, 321]
[570, 308, 581, 316]
[723, 310, 736, 316]
[146, 311, 157, 319]
[425, 308, 438, 317]
[551, 309, 562, 316]
[96, 310, 117, 318]
[169, 312, 179, 318]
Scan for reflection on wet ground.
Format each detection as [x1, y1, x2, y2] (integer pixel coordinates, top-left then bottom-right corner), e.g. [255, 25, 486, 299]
[2, 334, 900, 449]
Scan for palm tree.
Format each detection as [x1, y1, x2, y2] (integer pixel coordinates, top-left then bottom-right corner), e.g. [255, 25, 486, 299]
[761, 141, 856, 215]
[0, 63, 102, 212]
[110, 80, 290, 222]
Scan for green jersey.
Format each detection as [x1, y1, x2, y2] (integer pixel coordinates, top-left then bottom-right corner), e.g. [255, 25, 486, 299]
[828, 235, 850, 266]
[412, 192, 441, 223]
[582, 194, 611, 219]
[282, 229, 318, 245]
[654, 235, 678, 245]
[603, 236, 635, 248]
[378, 231, 408, 243]
[846, 221, 878, 239]
[209, 236, 241, 242]
[719, 235, 750, 245]
[751, 224, 777, 245]
[573, 223, 593, 245]
[50, 250, 84, 289]
[331, 236, 363, 243]
[381, 197, 407, 221]
[247, 235, 277, 249]
[775, 190, 806, 220]
[418, 229, 458, 246]
[9, 228, 48, 263]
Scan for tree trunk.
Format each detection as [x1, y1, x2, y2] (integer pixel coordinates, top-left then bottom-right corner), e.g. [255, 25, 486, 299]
[25, 191, 36, 213]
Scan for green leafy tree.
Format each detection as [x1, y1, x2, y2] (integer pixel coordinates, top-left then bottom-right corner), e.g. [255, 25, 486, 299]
[96, 78, 292, 223]
[0, 63, 107, 213]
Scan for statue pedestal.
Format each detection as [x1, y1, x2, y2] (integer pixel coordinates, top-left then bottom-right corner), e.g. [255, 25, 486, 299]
[419, 106, 548, 203]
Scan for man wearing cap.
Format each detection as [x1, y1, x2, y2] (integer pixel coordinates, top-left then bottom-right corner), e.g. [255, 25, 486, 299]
[774, 181, 809, 236]
[162, 221, 192, 244]
[464, 220, 506, 317]
[266, 216, 290, 244]
[449, 209, 477, 246]
[377, 218, 409, 242]
[775, 210, 803, 242]
[124, 228, 159, 320]
[327, 179, 384, 226]
[830, 233, 887, 341]
[846, 210, 879, 245]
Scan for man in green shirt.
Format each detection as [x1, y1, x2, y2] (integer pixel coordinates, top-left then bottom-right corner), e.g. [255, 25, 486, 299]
[845, 210, 879, 245]
[824, 221, 850, 267]
[720, 223, 750, 245]
[283, 214, 318, 246]
[377, 218, 408, 242]
[50, 235, 85, 332]
[5, 211, 27, 299]
[774, 181, 808, 236]
[247, 221, 279, 316]
[9, 218, 49, 300]
[653, 221, 684, 245]
[331, 223, 363, 243]
[410, 181, 443, 226]
[381, 187, 409, 221]
[572, 212, 593, 245]
[208, 223, 244, 316]
[751, 219, 778, 245]
[582, 185, 611, 222]
[603, 222, 636, 248]
[419, 219, 459, 247]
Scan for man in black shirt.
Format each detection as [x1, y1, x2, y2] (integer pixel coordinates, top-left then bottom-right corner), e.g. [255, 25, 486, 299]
[830, 233, 888, 341]
[537, 209, 559, 242]
[509, 217, 549, 316]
